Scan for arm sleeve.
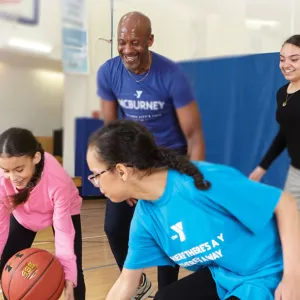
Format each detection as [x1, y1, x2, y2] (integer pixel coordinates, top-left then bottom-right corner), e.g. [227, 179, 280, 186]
[168, 66, 195, 109]
[52, 184, 77, 286]
[259, 127, 286, 170]
[205, 166, 283, 234]
[96, 63, 116, 101]
[0, 184, 10, 260]
[124, 208, 175, 270]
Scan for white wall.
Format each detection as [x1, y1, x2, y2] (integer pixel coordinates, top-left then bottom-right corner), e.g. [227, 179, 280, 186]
[1, 0, 295, 64]
[295, 0, 300, 33]
[0, 0, 62, 61]
[61, 0, 112, 176]
[111, 0, 297, 61]
[0, 54, 63, 136]
[0, 0, 63, 138]
[86, 0, 111, 114]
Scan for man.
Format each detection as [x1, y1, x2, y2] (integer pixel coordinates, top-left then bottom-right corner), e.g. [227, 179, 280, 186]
[96, 11, 205, 299]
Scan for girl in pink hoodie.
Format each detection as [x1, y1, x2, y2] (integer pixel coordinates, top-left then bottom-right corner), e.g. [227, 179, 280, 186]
[0, 128, 85, 300]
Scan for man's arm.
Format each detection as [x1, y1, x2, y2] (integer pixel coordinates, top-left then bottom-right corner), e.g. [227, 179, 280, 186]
[106, 268, 143, 300]
[176, 101, 205, 161]
[101, 100, 118, 124]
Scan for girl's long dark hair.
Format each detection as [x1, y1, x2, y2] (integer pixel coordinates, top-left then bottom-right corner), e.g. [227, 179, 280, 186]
[0, 128, 45, 208]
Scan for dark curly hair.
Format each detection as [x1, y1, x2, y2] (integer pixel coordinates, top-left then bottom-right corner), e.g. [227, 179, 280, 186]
[88, 120, 210, 190]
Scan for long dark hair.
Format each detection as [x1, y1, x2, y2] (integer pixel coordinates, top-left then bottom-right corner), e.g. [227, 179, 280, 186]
[0, 128, 45, 208]
[88, 120, 210, 190]
[283, 35, 300, 48]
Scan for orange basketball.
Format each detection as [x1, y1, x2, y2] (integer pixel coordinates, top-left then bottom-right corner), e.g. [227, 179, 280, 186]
[1, 248, 65, 300]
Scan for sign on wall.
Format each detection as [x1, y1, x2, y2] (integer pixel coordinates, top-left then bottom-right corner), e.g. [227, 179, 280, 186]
[61, 0, 89, 74]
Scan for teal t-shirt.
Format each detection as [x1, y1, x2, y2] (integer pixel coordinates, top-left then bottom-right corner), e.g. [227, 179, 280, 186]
[124, 162, 283, 300]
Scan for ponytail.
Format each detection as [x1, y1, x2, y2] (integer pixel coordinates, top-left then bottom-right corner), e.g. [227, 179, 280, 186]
[154, 148, 211, 190]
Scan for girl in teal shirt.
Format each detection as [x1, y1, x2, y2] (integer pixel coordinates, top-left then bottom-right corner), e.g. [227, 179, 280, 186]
[87, 120, 300, 300]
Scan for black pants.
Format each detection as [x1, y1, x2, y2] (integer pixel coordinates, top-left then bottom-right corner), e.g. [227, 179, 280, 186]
[154, 267, 239, 300]
[105, 193, 180, 289]
[0, 214, 86, 300]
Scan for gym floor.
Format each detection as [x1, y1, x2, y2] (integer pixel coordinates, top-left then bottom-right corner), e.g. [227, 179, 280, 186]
[0, 200, 190, 300]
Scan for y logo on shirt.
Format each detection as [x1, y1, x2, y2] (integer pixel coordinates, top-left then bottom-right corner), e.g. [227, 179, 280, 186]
[170, 222, 186, 242]
[134, 90, 143, 99]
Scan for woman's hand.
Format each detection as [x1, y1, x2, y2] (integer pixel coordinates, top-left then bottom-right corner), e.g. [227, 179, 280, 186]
[249, 166, 266, 181]
[275, 272, 300, 300]
[64, 280, 75, 300]
[274, 192, 300, 300]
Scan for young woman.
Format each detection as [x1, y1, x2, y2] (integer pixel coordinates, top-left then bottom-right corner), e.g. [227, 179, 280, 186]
[249, 34, 300, 207]
[0, 128, 86, 300]
[87, 120, 300, 300]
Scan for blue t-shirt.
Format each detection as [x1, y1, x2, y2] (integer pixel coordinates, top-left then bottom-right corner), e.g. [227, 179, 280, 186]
[124, 162, 283, 300]
[97, 52, 195, 151]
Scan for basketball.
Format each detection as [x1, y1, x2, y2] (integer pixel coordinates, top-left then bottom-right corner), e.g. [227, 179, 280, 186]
[1, 248, 65, 300]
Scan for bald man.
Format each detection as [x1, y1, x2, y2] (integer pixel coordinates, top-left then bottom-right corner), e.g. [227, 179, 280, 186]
[96, 11, 205, 299]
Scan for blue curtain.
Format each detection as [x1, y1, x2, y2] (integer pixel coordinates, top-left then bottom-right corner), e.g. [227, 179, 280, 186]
[179, 52, 289, 188]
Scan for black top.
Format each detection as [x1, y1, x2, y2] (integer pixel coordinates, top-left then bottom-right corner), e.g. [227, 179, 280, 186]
[260, 83, 300, 170]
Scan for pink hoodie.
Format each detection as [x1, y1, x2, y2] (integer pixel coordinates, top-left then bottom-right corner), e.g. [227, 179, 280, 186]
[0, 153, 82, 286]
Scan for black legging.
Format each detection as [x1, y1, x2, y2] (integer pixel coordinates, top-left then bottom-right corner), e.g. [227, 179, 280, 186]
[0, 214, 86, 300]
[154, 267, 239, 300]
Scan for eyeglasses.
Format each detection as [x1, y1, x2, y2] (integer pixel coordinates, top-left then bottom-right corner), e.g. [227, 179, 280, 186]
[87, 168, 111, 188]
[87, 164, 134, 188]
